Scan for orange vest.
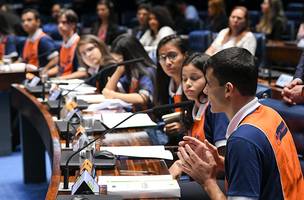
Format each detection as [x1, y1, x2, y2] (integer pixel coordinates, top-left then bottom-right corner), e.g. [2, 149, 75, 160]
[191, 103, 209, 141]
[0, 36, 7, 60]
[241, 105, 304, 200]
[173, 95, 182, 112]
[22, 32, 47, 67]
[59, 35, 80, 76]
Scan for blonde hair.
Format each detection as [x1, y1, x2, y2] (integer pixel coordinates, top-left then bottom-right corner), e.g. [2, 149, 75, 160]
[256, 0, 286, 34]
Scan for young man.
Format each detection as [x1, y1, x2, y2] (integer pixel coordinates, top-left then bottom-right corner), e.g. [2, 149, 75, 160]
[177, 47, 303, 199]
[21, 9, 58, 69]
[46, 9, 86, 79]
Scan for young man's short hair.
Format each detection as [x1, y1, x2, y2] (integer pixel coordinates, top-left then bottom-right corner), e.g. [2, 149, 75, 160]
[22, 8, 40, 20]
[205, 47, 258, 96]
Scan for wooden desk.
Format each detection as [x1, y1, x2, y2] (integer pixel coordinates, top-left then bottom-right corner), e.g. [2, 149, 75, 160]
[0, 71, 26, 155]
[12, 85, 175, 200]
[258, 78, 283, 100]
[11, 85, 61, 199]
[266, 41, 302, 72]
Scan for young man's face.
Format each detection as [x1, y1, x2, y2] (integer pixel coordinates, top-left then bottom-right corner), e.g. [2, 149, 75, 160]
[22, 12, 40, 34]
[203, 67, 227, 113]
[58, 15, 74, 37]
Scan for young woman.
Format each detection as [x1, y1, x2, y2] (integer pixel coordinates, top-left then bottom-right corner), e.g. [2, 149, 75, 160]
[169, 53, 228, 179]
[140, 6, 175, 54]
[256, 0, 287, 40]
[205, 0, 228, 32]
[206, 6, 256, 56]
[76, 34, 116, 92]
[155, 34, 188, 143]
[102, 34, 156, 108]
[91, 0, 123, 45]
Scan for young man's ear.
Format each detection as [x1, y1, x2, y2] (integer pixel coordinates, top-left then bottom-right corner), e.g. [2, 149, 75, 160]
[224, 82, 234, 98]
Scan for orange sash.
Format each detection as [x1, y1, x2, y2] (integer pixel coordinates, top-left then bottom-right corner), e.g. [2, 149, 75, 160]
[22, 32, 47, 67]
[0, 36, 7, 60]
[191, 103, 209, 141]
[241, 105, 304, 200]
[59, 35, 80, 75]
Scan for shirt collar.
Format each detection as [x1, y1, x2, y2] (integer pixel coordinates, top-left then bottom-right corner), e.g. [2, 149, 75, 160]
[226, 97, 260, 138]
[168, 78, 182, 97]
[28, 28, 43, 42]
[62, 33, 79, 48]
[192, 102, 208, 120]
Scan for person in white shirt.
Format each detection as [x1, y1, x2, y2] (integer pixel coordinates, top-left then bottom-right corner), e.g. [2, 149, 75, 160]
[206, 6, 256, 56]
[140, 6, 175, 55]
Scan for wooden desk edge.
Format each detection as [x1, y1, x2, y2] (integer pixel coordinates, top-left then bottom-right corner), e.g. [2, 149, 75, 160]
[11, 84, 61, 200]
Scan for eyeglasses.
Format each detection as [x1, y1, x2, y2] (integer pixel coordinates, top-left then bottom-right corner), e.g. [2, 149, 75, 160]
[158, 52, 178, 64]
[80, 45, 97, 57]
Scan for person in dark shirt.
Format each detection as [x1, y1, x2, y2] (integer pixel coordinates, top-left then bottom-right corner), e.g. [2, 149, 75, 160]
[205, 0, 228, 33]
[132, 3, 150, 40]
[91, 0, 124, 45]
[256, 0, 287, 40]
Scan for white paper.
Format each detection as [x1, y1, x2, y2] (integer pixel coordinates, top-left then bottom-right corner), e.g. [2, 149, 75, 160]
[86, 99, 132, 111]
[50, 78, 84, 84]
[59, 84, 96, 94]
[101, 112, 156, 128]
[275, 74, 293, 88]
[99, 146, 173, 160]
[77, 94, 105, 103]
[0, 63, 37, 72]
[98, 175, 180, 199]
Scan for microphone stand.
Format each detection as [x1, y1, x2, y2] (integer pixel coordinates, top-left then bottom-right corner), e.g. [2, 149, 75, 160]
[63, 100, 194, 189]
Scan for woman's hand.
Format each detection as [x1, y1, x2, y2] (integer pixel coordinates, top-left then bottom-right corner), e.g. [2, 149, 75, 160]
[164, 122, 182, 134]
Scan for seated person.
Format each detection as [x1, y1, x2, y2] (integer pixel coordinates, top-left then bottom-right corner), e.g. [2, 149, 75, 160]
[0, 12, 18, 62]
[140, 6, 175, 55]
[21, 8, 58, 69]
[132, 3, 150, 40]
[154, 35, 187, 144]
[256, 0, 287, 40]
[169, 53, 228, 180]
[46, 9, 86, 79]
[281, 51, 304, 104]
[205, 6, 256, 56]
[91, 0, 123, 45]
[205, 0, 228, 33]
[177, 47, 303, 200]
[77, 34, 117, 92]
[102, 34, 156, 109]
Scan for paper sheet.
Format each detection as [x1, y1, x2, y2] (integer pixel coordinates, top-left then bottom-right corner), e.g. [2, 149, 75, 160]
[99, 146, 173, 160]
[59, 84, 96, 94]
[50, 78, 85, 84]
[100, 112, 156, 129]
[98, 175, 180, 199]
[77, 94, 105, 103]
[86, 99, 132, 111]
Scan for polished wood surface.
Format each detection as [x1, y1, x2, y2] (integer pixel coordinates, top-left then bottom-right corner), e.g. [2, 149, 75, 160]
[266, 41, 302, 71]
[12, 84, 174, 199]
[11, 84, 61, 199]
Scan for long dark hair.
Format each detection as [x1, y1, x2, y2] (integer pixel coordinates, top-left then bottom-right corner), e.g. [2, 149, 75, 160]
[97, 0, 116, 23]
[181, 53, 210, 130]
[154, 34, 188, 106]
[111, 33, 156, 82]
[149, 6, 174, 36]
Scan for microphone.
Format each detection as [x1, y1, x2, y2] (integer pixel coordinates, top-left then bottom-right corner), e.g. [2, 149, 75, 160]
[62, 100, 193, 189]
[85, 57, 145, 84]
